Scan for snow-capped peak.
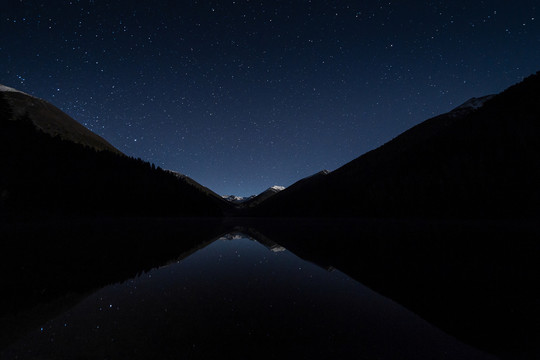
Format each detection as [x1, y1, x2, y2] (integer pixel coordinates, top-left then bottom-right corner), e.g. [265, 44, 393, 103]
[222, 195, 245, 201]
[0, 84, 36, 99]
[0, 84, 27, 95]
[269, 185, 285, 192]
[0, 84, 19, 92]
[453, 95, 495, 112]
[222, 194, 256, 204]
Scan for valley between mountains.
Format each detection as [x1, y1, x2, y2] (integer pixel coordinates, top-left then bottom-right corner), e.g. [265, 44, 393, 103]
[2, 72, 540, 218]
[1, 74, 539, 360]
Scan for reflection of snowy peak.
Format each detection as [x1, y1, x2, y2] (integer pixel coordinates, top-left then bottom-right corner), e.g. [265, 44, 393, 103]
[219, 233, 248, 241]
[270, 245, 286, 252]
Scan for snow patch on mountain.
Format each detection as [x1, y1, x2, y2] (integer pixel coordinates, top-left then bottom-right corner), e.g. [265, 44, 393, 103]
[270, 245, 286, 252]
[0, 84, 33, 97]
[453, 95, 495, 112]
[222, 194, 256, 204]
[223, 185, 285, 205]
[0, 84, 21, 93]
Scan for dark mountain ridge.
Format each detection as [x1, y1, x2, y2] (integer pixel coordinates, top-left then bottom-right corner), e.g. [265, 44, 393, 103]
[0, 85, 121, 154]
[0, 87, 231, 217]
[253, 72, 540, 218]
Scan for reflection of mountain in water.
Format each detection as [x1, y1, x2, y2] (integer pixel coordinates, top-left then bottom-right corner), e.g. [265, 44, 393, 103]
[240, 218, 540, 360]
[0, 218, 228, 350]
[2, 227, 498, 360]
[1, 218, 538, 359]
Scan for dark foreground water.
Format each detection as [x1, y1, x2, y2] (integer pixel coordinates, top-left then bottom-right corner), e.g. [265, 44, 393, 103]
[2, 232, 496, 360]
[1, 217, 538, 359]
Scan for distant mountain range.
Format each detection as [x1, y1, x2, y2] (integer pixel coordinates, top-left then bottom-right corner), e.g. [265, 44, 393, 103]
[0, 85, 231, 217]
[223, 186, 285, 205]
[222, 195, 253, 204]
[252, 72, 540, 218]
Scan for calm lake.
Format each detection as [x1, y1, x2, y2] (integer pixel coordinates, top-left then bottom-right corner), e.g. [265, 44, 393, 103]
[1, 230, 497, 360]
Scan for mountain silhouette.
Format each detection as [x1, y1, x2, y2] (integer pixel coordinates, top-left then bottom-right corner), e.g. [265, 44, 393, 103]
[0, 85, 121, 154]
[252, 72, 540, 218]
[0, 85, 231, 217]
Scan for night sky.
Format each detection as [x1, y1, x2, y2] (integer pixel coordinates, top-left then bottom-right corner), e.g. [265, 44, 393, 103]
[2, 1, 539, 196]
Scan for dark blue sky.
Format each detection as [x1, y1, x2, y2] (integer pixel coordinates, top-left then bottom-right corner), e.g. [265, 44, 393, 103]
[2, 1, 539, 196]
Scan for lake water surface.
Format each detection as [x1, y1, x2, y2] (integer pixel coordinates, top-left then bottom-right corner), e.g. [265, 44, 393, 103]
[2, 233, 496, 360]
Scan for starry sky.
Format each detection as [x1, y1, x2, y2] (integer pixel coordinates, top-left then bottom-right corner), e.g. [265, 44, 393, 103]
[2, 1, 539, 196]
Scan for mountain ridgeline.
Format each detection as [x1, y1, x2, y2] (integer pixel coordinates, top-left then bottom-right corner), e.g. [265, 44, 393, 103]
[2, 71, 540, 218]
[252, 72, 540, 218]
[0, 87, 231, 217]
[0, 85, 120, 154]
[2, 77, 539, 360]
